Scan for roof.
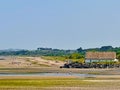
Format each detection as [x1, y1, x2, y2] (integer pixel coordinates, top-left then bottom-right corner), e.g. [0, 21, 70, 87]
[85, 52, 116, 60]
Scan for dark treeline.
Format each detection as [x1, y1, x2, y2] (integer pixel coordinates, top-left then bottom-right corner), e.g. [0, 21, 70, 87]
[0, 46, 120, 58]
[77, 46, 120, 60]
[0, 49, 76, 56]
[77, 46, 120, 54]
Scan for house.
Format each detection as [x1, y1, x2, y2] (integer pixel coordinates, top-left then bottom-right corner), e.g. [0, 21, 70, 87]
[85, 52, 116, 63]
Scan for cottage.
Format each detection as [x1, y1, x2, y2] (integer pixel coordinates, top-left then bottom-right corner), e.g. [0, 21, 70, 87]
[85, 52, 116, 63]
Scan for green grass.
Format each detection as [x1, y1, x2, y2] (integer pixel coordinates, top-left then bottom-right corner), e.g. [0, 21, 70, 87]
[0, 77, 119, 87]
[0, 78, 89, 87]
[0, 77, 120, 90]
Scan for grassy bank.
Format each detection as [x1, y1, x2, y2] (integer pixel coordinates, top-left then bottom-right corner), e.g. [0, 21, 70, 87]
[0, 78, 91, 87]
[0, 67, 118, 75]
[0, 77, 120, 90]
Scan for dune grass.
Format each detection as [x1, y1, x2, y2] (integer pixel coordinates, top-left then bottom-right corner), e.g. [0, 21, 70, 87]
[41, 56, 67, 61]
[41, 56, 84, 63]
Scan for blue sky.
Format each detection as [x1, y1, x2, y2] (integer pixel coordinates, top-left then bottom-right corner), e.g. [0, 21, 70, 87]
[0, 0, 120, 50]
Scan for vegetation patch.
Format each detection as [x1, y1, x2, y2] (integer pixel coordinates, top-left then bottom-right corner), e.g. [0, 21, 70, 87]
[0, 78, 103, 87]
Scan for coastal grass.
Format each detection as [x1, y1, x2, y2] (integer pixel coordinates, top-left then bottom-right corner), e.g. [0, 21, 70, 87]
[41, 56, 67, 61]
[0, 77, 119, 87]
[0, 67, 117, 75]
[41, 56, 84, 63]
[0, 78, 91, 87]
[0, 77, 119, 90]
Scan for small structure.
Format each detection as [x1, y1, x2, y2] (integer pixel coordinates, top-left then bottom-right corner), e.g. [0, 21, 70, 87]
[85, 52, 116, 63]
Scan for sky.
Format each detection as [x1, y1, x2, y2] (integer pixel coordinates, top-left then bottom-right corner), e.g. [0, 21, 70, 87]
[0, 0, 120, 50]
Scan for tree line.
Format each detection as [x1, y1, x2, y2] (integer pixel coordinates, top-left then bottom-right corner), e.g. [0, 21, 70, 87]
[0, 46, 120, 60]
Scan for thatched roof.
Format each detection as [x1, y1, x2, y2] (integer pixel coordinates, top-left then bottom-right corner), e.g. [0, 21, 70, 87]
[85, 52, 116, 60]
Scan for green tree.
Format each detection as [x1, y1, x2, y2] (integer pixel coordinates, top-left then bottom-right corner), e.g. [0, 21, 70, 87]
[69, 53, 84, 59]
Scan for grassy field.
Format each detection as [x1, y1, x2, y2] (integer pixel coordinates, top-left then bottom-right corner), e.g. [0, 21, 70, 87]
[0, 77, 120, 90]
